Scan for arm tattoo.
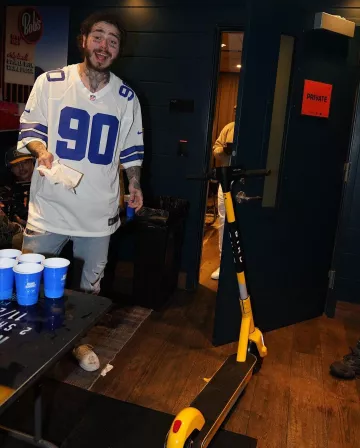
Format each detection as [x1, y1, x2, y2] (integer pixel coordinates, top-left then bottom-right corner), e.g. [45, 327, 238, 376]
[27, 141, 47, 158]
[126, 166, 141, 189]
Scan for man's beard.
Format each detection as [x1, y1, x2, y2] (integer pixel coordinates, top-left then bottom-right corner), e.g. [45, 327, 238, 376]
[84, 48, 112, 73]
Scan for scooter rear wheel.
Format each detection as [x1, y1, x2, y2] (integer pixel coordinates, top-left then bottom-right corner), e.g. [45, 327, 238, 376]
[248, 340, 263, 374]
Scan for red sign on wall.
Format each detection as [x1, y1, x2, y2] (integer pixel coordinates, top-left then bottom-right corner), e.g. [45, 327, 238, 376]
[18, 7, 43, 45]
[301, 80, 333, 118]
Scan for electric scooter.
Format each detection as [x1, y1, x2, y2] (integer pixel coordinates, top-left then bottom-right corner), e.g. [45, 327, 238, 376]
[165, 165, 270, 448]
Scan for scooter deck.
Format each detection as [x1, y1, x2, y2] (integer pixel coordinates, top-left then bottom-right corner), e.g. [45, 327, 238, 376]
[191, 353, 256, 448]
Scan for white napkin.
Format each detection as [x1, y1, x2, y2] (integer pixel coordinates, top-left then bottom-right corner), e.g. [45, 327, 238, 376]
[37, 160, 83, 192]
[100, 364, 114, 377]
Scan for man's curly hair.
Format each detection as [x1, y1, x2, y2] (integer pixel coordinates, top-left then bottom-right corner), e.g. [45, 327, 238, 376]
[77, 11, 126, 56]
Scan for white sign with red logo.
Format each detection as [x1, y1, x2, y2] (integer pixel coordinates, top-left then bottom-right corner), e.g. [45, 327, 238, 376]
[4, 6, 43, 86]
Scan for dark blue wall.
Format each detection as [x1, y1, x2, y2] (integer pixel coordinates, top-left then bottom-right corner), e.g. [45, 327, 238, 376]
[5, 0, 360, 293]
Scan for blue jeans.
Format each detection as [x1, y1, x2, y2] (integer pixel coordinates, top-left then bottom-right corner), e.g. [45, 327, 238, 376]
[22, 227, 111, 294]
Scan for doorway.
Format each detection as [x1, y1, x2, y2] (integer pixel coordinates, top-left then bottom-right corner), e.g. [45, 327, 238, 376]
[213, 27, 360, 344]
[199, 31, 244, 290]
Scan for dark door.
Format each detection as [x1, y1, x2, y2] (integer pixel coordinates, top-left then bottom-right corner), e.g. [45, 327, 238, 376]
[213, 9, 360, 344]
[326, 80, 360, 315]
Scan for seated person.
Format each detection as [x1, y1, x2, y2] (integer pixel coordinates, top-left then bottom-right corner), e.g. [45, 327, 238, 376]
[0, 147, 34, 249]
[211, 107, 236, 280]
[5, 145, 34, 182]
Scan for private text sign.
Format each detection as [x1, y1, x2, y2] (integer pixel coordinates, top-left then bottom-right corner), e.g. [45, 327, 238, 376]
[301, 79, 332, 118]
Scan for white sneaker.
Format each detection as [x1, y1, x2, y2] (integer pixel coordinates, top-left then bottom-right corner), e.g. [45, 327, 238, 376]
[72, 344, 100, 372]
[211, 267, 220, 280]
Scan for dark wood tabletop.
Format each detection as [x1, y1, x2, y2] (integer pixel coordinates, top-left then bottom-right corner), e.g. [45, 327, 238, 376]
[0, 290, 112, 413]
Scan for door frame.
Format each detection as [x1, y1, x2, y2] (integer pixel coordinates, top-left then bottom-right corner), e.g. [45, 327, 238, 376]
[193, 25, 246, 288]
[325, 81, 360, 317]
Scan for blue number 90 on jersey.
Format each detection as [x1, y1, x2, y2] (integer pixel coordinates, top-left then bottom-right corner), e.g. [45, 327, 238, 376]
[56, 106, 119, 166]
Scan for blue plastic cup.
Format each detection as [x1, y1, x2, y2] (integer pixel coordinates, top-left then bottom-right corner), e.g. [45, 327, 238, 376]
[13, 263, 44, 306]
[126, 204, 135, 221]
[42, 258, 70, 299]
[0, 249, 22, 260]
[18, 253, 45, 264]
[0, 258, 17, 300]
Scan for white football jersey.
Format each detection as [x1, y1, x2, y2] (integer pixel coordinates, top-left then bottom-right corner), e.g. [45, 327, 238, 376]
[17, 64, 144, 237]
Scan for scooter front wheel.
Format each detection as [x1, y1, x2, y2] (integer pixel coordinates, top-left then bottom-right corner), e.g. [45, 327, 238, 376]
[164, 432, 194, 448]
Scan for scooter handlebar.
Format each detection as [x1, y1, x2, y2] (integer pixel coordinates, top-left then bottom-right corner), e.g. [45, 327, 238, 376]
[187, 168, 270, 182]
[186, 170, 214, 181]
[240, 169, 271, 178]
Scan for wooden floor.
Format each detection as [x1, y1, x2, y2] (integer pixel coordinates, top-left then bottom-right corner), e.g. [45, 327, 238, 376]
[93, 223, 360, 448]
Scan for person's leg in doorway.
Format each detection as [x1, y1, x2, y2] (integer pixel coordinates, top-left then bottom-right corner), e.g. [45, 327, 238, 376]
[71, 235, 111, 372]
[211, 184, 225, 280]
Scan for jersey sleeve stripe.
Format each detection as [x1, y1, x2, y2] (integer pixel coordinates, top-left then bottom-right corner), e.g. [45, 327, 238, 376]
[18, 130, 48, 144]
[19, 128, 47, 140]
[120, 152, 144, 163]
[121, 145, 144, 157]
[20, 122, 48, 134]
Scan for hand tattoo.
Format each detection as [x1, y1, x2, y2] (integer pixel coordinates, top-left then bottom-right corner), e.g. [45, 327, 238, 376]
[126, 166, 141, 189]
[126, 166, 143, 212]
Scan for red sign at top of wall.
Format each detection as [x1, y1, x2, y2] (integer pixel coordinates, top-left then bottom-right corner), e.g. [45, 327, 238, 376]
[301, 79, 333, 118]
[18, 8, 43, 44]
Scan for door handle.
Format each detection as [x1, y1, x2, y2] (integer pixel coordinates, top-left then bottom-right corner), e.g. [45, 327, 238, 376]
[236, 191, 262, 204]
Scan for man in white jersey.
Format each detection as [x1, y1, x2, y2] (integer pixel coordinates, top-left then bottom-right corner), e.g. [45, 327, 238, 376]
[211, 107, 236, 280]
[17, 11, 144, 371]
